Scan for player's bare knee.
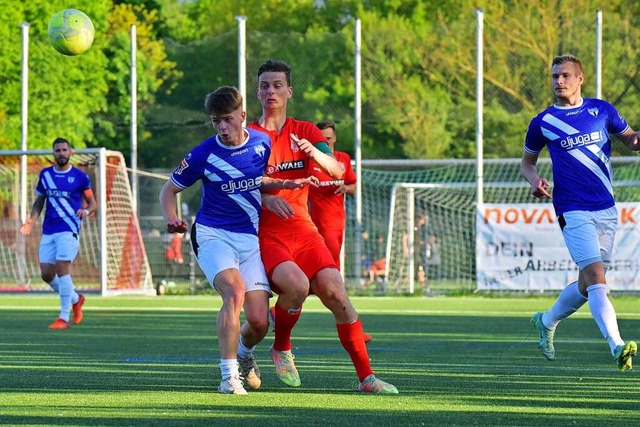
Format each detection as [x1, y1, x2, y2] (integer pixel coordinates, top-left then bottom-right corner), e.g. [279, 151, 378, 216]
[41, 272, 55, 283]
[248, 316, 269, 336]
[315, 278, 349, 307]
[275, 279, 309, 304]
[220, 286, 245, 311]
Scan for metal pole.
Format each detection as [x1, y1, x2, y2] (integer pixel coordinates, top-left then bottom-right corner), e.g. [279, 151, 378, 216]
[354, 18, 363, 290]
[18, 22, 30, 286]
[20, 23, 30, 223]
[130, 25, 138, 214]
[99, 148, 108, 294]
[235, 16, 247, 117]
[475, 9, 484, 206]
[407, 188, 415, 294]
[595, 10, 602, 99]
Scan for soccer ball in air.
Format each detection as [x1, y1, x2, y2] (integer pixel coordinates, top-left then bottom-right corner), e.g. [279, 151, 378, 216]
[48, 9, 94, 56]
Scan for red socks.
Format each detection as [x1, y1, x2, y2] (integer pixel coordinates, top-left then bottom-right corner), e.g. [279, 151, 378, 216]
[272, 303, 301, 351]
[337, 318, 374, 382]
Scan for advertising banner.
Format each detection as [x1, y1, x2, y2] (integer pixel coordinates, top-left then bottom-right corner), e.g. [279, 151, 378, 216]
[476, 203, 640, 290]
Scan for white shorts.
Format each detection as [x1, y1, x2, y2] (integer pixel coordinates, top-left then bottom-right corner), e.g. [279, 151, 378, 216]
[39, 232, 79, 264]
[559, 207, 617, 270]
[192, 223, 271, 295]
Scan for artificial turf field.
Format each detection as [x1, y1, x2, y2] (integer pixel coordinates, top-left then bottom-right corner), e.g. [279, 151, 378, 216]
[1, 294, 639, 426]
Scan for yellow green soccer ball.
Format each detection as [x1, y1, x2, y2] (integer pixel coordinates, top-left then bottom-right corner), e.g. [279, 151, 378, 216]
[48, 9, 94, 56]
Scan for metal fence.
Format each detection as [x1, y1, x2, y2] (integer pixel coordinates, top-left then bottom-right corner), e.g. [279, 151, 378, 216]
[133, 6, 640, 293]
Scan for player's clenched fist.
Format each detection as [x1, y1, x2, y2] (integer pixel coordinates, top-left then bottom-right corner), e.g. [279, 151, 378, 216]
[167, 219, 188, 234]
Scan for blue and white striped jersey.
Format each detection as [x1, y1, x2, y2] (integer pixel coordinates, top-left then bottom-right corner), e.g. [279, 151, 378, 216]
[35, 166, 92, 235]
[524, 98, 629, 215]
[170, 128, 271, 235]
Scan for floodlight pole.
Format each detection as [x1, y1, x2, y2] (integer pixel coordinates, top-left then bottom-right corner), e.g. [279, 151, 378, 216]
[595, 10, 602, 99]
[130, 25, 138, 214]
[236, 16, 247, 119]
[20, 23, 29, 223]
[354, 18, 363, 290]
[18, 22, 30, 286]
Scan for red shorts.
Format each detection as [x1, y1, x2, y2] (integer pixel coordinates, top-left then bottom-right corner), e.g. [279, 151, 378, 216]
[314, 225, 343, 268]
[259, 227, 337, 286]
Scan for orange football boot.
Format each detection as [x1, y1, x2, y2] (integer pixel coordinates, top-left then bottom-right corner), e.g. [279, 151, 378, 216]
[48, 318, 70, 330]
[72, 294, 85, 325]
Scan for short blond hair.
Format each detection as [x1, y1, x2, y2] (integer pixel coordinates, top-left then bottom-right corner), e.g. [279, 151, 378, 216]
[552, 54, 583, 73]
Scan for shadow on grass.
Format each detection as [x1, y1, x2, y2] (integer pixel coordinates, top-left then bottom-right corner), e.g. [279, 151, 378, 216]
[1, 309, 639, 426]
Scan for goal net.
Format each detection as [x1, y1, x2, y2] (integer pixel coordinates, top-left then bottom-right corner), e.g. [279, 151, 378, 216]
[0, 148, 154, 295]
[360, 157, 640, 294]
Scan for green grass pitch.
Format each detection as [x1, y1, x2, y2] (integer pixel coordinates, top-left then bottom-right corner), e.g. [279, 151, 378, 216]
[1, 294, 639, 426]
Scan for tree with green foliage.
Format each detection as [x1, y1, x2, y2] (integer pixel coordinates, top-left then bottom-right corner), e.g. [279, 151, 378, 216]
[0, 0, 180, 157]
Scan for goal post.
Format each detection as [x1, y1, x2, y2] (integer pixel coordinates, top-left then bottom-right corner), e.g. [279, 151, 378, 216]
[378, 157, 640, 294]
[0, 148, 154, 295]
[384, 182, 478, 294]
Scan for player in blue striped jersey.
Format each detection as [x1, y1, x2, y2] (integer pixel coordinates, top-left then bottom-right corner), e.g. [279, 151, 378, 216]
[159, 86, 315, 394]
[521, 54, 640, 371]
[20, 137, 96, 329]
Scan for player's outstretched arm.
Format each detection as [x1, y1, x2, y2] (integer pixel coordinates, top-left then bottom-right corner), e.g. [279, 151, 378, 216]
[617, 128, 640, 151]
[159, 180, 188, 233]
[520, 151, 551, 200]
[261, 176, 319, 191]
[19, 195, 46, 236]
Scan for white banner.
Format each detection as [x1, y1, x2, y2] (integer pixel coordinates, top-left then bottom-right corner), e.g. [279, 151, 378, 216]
[476, 203, 640, 290]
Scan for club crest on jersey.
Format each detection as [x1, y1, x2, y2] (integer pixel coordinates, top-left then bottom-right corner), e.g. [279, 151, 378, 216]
[68, 177, 75, 184]
[254, 144, 266, 158]
[588, 108, 599, 118]
[176, 158, 189, 175]
[290, 138, 300, 153]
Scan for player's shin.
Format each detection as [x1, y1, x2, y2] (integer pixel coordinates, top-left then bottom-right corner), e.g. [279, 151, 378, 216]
[337, 318, 373, 381]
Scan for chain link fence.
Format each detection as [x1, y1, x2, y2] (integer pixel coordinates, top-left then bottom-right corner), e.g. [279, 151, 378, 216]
[134, 8, 640, 293]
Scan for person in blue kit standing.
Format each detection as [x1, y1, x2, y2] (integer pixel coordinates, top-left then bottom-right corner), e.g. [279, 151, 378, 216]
[521, 54, 640, 371]
[20, 137, 96, 330]
[159, 86, 315, 395]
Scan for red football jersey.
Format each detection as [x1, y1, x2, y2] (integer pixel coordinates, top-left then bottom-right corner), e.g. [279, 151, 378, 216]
[248, 117, 328, 232]
[308, 150, 356, 231]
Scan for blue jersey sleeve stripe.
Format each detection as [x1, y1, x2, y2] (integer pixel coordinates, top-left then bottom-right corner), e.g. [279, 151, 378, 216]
[611, 124, 630, 136]
[523, 146, 540, 154]
[170, 176, 188, 189]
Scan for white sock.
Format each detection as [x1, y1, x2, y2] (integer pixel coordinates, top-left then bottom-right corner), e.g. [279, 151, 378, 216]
[220, 358, 239, 379]
[237, 336, 255, 359]
[57, 274, 74, 322]
[587, 284, 624, 354]
[48, 275, 60, 293]
[542, 281, 587, 329]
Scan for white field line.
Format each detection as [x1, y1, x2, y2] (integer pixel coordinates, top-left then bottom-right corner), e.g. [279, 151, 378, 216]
[3, 305, 640, 317]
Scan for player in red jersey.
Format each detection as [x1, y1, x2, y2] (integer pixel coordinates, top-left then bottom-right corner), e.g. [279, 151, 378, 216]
[248, 59, 397, 394]
[308, 121, 356, 270]
[308, 121, 372, 344]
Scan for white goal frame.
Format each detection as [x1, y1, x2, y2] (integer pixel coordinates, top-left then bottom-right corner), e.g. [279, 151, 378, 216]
[0, 148, 154, 296]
